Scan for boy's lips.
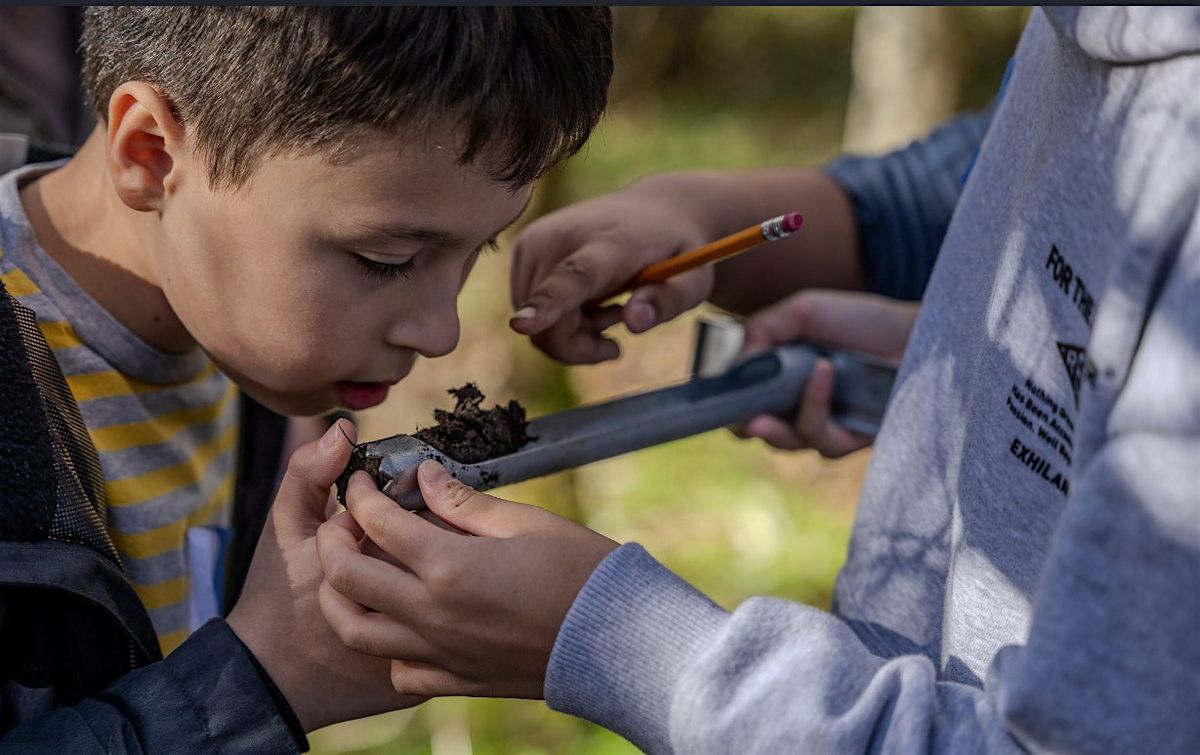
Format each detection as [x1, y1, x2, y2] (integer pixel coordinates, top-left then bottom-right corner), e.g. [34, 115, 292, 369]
[333, 381, 394, 410]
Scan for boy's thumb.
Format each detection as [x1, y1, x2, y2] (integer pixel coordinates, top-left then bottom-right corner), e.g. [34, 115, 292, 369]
[417, 461, 543, 538]
[276, 419, 356, 523]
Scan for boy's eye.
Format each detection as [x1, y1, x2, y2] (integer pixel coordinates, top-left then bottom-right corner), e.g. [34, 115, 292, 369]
[352, 254, 417, 282]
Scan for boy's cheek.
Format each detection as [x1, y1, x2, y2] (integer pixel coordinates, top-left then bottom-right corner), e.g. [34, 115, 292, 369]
[220, 371, 337, 416]
[157, 248, 361, 406]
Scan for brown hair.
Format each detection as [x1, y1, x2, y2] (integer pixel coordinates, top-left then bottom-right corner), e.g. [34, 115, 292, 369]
[81, 7, 613, 188]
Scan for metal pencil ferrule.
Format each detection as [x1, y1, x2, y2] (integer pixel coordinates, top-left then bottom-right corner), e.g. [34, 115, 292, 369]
[761, 214, 794, 241]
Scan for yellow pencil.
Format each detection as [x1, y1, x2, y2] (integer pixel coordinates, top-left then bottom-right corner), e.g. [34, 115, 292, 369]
[610, 212, 803, 297]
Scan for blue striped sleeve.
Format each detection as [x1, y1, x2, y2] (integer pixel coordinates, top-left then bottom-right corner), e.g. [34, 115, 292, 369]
[824, 110, 992, 301]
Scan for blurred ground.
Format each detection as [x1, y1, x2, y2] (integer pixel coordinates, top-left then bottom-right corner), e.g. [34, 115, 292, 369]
[310, 7, 1024, 754]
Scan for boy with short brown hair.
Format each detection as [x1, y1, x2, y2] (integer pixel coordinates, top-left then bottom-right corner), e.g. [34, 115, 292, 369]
[0, 7, 611, 751]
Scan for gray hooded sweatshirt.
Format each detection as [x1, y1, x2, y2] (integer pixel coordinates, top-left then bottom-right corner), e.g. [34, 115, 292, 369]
[544, 8, 1200, 753]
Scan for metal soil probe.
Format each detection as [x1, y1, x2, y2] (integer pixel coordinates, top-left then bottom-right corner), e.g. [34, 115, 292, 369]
[354, 320, 897, 510]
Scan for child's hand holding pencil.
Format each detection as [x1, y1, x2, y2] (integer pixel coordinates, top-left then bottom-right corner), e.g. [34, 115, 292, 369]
[510, 185, 801, 365]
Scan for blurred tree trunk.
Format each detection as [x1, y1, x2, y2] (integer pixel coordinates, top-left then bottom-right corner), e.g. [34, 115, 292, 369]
[611, 7, 712, 104]
[842, 7, 960, 154]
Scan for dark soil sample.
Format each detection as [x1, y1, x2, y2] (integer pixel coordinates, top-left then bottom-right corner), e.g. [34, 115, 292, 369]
[334, 384, 533, 503]
[335, 441, 392, 504]
[414, 383, 534, 464]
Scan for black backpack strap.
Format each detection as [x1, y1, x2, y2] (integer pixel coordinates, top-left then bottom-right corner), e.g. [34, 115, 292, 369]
[0, 279, 159, 724]
[0, 279, 58, 543]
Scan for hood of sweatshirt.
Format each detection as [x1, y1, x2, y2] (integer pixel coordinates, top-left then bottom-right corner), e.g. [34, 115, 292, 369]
[1043, 6, 1200, 64]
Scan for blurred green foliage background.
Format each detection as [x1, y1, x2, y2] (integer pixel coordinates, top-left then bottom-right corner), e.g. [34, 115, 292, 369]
[311, 7, 1024, 754]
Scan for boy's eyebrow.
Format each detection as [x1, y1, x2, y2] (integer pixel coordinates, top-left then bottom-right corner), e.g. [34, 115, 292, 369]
[352, 221, 464, 248]
[352, 197, 531, 248]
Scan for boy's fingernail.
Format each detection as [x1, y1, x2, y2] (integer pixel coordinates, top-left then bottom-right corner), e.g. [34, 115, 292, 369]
[320, 421, 341, 450]
[628, 301, 657, 333]
[511, 306, 537, 321]
[420, 460, 451, 485]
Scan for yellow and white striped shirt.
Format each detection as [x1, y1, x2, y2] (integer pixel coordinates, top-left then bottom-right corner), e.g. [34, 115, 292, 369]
[1, 163, 238, 655]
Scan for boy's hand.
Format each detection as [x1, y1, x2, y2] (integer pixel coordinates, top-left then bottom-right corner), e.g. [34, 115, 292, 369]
[317, 464, 618, 699]
[510, 180, 713, 364]
[227, 420, 423, 732]
[735, 290, 919, 458]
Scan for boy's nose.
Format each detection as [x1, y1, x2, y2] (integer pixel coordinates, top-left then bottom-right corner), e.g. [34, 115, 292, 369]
[387, 300, 460, 359]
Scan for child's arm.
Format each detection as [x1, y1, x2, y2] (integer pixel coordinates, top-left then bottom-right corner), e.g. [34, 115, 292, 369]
[510, 111, 990, 366]
[321, 438, 1199, 754]
[509, 166, 861, 365]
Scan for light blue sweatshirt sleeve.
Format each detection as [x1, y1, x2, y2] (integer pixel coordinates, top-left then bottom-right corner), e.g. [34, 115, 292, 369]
[547, 428, 1200, 755]
[545, 544, 1020, 754]
[823, 111, 992, 301]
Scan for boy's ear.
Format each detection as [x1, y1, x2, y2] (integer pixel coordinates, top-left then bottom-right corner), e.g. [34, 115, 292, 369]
[104, 82, 188, 213]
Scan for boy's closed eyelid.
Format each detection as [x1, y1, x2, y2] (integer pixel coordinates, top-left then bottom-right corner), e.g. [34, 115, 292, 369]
[354, 235, 496, 267]
[352, 247, 419, 265]
[351, 252, 418, 282]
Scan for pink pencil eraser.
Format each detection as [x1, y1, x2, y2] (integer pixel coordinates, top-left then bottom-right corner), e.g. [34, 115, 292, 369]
[781, 212, 804, 233]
